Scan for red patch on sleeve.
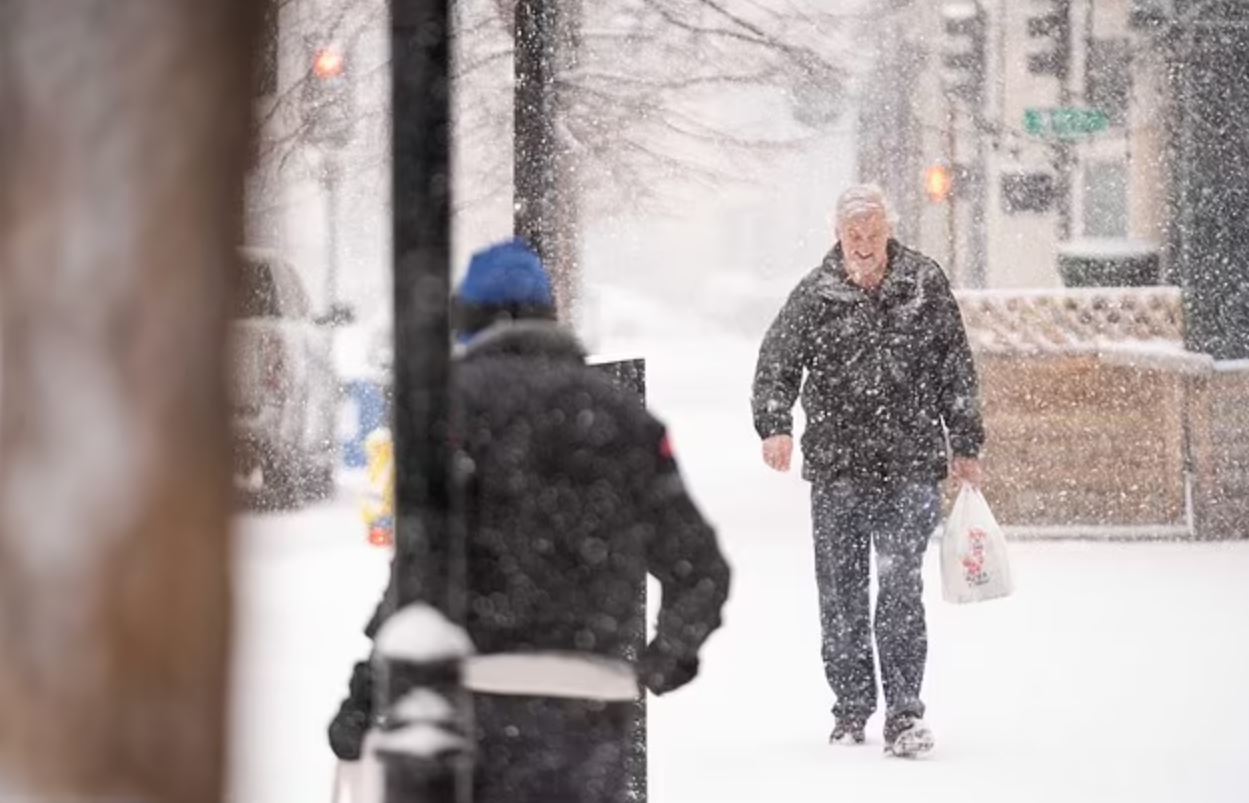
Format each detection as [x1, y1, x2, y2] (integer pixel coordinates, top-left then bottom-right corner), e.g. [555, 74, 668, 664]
[658, 433, 674, 460]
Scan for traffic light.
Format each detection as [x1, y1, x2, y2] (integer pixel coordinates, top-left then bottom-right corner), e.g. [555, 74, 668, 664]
[925, 164, 955, 203]
[313, 48, 346, 81]
[924, 163, 978, 203]
[940, 2, 987, 105]
[301, 44, 353, 148]
[1026, 0, 1071, 78]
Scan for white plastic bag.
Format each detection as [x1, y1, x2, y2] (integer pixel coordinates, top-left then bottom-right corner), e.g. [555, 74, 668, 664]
[941, 485, 1013, 604]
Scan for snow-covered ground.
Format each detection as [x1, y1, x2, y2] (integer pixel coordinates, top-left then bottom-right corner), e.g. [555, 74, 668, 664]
[228, 283, 1249, 803]
[228, 481, 390, 803]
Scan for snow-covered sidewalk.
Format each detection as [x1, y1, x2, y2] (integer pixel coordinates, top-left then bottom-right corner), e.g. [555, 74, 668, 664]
[228, 285, 1249, 803]
[649, 536, 1249, 803]
[601, 284, 1249, 803]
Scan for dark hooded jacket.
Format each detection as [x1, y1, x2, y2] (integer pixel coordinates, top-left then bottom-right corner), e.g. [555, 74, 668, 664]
[751, 240, 984, 482]
[329, 321, 730, 760]
[453, 322, 728, 661]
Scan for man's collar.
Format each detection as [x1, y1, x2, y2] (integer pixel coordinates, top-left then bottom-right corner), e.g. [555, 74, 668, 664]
[455, 319, 586, 363]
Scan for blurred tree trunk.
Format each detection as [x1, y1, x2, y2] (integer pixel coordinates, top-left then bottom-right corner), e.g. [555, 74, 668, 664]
[514, 0, 582, 323]
[855, 14, 924, 247]
[0, 2, 255, 799]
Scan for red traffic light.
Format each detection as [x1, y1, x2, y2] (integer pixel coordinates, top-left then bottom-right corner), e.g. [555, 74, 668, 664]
[313, 48, 345, 80]
[925, 164, 954, 203]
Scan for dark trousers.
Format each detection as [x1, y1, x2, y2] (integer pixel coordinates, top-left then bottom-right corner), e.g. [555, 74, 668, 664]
[810, 478, 940, 724]
[474, 694, 633, 803]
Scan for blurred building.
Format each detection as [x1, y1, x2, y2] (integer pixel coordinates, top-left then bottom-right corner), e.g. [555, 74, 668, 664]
[862, 2, 1249, 359]
[857, 1, 1249, 539]
[859, 0, 1171, 290]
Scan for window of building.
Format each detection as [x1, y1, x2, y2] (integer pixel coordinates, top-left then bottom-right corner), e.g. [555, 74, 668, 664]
[1087, 38, 1131, 126]
[1082, 160, 1129, 237]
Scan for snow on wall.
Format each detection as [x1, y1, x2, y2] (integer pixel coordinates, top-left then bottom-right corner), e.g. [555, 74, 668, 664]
[374, 603, 475, 663]
[391, 689, 455, 723]
[1056, 237, 1161, 259]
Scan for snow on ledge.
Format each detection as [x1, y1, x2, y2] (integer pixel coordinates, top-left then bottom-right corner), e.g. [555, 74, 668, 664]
[375, 604, 475, 663]
[1213, 358, 1249, 373]
[976, 339, 1248, 377]
[370, 723, 469, 758]
[586, 352, 645, 368]
[955, 285, 1180, 302]
[1095, 340, 1215, 375]
[1003, 523, 1194, 541]
[392, 688, 456, 724]
[1055, 237, 1161, 259]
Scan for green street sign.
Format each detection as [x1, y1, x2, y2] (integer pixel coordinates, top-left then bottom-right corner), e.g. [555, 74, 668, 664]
[1024, 107, 1110, 139]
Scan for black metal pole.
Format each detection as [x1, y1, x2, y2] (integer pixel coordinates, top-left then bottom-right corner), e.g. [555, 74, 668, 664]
[384, 2, 470, 802]
[390, 0, 451, 633]
[1172, 14, 1249, 359]
[323, 155, 340, 311]
[589, 358, 649, 803]
[514, 0, 582, 321]
[945, 109, 958, 279]
[1054, 0, 1073, 241]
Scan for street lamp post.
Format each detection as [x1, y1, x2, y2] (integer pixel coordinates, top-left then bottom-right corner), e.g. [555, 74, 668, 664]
[322, 155, 340, 311]
[381, 2, 472, 802]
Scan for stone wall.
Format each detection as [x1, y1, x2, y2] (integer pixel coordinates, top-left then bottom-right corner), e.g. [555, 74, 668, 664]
[975, 353, 1188, 533]
[1189, 363, 1249, 539]
[955, 286, 1249, 539]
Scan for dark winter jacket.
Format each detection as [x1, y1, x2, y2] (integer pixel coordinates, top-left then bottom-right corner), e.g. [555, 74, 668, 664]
[751, 240, 984, 483]
[329, 321, 730, 760]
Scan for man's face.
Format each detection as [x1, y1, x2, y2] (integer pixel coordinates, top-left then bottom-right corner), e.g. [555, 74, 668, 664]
[837, 211, 891, 278]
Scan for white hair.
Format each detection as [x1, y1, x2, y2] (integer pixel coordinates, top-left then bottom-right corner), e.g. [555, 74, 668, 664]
[833, 183, 897, 231]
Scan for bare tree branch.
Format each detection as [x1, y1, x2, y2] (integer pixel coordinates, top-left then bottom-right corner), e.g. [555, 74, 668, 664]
[253, 0, 852, 218]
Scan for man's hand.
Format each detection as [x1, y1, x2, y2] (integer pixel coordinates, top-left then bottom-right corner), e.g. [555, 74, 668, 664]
[950, 456, 983, 488]
[762, 434, 793, 473]
[638, 643, 700, 696]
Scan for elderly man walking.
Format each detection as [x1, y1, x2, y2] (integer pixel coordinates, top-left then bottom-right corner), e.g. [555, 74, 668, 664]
[751, 184, 984, 757]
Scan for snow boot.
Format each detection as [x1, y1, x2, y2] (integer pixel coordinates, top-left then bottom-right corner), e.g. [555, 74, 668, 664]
[883, 715, 934, 758]
[829, 717, 866, 745]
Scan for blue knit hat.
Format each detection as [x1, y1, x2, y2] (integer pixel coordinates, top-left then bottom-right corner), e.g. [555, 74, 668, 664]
[453, 239, 556, 337]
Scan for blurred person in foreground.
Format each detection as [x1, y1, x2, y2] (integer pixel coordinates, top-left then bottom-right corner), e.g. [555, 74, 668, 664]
[751, 184, 983, 757]
[329, 239, 730, 802]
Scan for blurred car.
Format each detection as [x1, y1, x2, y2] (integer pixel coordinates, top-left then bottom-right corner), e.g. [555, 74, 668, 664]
[231, 247, 351, 510]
